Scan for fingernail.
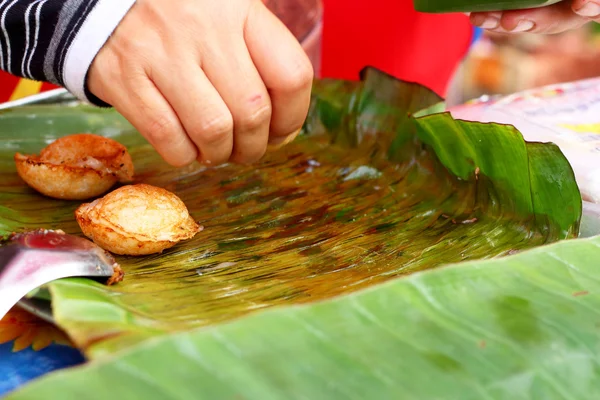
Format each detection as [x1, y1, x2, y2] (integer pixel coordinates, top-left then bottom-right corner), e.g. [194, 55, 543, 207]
[510, 20, 535, 32]
[575, 2, 600, 17]
[481, 17, 500, 29]
[267, 130, 301, 150]
[472, 16, 500, 29]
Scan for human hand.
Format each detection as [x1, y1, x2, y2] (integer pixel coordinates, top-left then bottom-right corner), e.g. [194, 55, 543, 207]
[88, 0, 313, 167]
[469, 0, 600, 34]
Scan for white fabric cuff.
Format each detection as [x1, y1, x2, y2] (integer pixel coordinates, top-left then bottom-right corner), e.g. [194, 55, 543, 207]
[62, 0, 136, 104]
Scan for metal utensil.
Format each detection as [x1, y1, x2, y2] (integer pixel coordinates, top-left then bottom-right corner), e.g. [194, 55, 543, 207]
[0, 229, 122, 321]
[0, 88, 73, 111]
[17, 296, 55, 323]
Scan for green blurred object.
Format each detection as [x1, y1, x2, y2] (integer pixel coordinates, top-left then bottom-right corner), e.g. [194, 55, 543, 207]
[0, 68, 583, 395]
[413, 0, 563, 13]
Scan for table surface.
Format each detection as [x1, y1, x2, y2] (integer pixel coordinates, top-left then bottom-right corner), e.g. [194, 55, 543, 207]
[0, 307, 84, 397]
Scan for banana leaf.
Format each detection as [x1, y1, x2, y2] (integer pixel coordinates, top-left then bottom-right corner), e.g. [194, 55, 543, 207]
[0, 68, 580, 362]
[412, 0, 563, 13]
[6, 234, 600, 400]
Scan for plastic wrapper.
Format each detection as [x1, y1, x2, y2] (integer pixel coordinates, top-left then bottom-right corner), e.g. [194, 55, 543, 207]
[450, 78, 600, 207]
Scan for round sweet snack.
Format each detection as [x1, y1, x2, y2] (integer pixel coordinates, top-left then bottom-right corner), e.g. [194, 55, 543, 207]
[14, 133, 134, 200]
[75, 184, 202, 256]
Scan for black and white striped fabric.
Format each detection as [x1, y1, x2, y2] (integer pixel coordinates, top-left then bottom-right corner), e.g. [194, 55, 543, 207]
[0, 0, 135, 104]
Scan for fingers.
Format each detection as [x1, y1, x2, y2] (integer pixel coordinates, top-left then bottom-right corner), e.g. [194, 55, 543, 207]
[88, 51, 198, 167]
[200, 31, 272, 164]
[150, 61, 234, 165]
[245, 2, 313, 145]
[115, 77, 199, 167]
[470, 0, 591, 34]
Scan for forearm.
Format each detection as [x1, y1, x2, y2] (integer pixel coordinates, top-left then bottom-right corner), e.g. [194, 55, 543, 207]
[0, 0, 134, 104]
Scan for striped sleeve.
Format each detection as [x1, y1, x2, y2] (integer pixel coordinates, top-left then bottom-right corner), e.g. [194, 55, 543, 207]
[0, 0, 135, 105]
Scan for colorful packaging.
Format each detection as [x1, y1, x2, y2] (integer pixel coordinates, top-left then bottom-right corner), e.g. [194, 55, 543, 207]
[449, 78, 600, 205]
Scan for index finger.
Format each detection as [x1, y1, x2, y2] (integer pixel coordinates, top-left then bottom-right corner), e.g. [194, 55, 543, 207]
[244, 2, 314, 143]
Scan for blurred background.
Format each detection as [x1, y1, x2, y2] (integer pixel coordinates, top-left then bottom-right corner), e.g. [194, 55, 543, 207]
[264, 0, 600, 106]
[448, 23, 600, 104]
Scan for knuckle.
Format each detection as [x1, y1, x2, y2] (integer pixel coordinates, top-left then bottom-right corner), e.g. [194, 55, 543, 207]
[196, 115, 234, 145]
[279, 58, 314, 93]
[238, 103, 272, 131]
[144, 115, 177, 143]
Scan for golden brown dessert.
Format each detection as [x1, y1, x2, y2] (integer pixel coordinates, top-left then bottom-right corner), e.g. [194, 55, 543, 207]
[75, 184, 202, 256]
[107, 264, 125, 285]
[14, 133, 134, 200]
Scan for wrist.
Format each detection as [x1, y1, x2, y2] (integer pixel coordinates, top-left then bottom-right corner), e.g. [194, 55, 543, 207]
[62, 0, 136, 105]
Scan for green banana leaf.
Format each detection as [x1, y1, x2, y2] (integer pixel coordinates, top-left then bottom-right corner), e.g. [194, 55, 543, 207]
[412, 0, 563, 13]
[7, 234, 600, 400]
[0, 68, 580, 364]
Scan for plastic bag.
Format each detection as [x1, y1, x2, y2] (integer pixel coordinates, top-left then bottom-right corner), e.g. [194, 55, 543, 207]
[449, 77, 600, 204]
